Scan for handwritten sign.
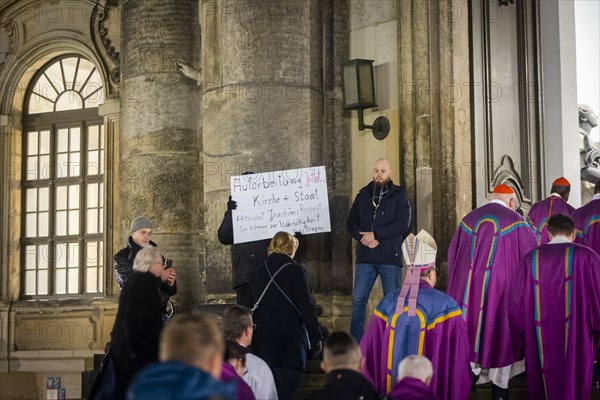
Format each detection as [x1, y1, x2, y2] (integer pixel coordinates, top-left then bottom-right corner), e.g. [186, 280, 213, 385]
[231, 166, 331, 244]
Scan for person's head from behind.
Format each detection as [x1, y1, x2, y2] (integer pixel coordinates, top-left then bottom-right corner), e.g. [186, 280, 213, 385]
[130, 216, 153, 247]
[550, 177, 571, 202]
[268, 231, 299, 258]
[491, 184, 516, 210]
[224, 340, 248, 378]
[222, 305, 254, 346]
[372, 158, 392, 187]
[159, 313, 224, 379]
[420, 266, 437, 288]
[320, 331, 363, 374]
[397, 355, 433, 386]
[548, 214, 576, 242]
[133, 247, 164, 278]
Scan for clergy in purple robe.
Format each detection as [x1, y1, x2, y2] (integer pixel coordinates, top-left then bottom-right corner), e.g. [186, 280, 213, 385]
[509, 213, 600, 400]
[446, 183, 537, 399]
[526, 177, 575, 245]
[360, 230, 471, 400]
[573, 180, 600, 254]
[388, 355, 437, 400]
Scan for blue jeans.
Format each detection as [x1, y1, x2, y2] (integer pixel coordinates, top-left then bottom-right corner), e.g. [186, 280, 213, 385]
[351, 263, 401, 341]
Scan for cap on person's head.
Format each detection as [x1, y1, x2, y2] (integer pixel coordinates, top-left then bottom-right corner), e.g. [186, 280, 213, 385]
[130, 216, 153, 233]
[492, 184, 514, 195]
[552, 177, 570, 187]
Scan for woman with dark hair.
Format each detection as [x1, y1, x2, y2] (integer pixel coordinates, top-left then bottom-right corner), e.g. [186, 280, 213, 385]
[249, 231, 323, 400]
[222, 340, 256, 400]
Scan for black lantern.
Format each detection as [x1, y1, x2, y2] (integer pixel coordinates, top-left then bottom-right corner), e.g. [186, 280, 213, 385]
[342, 59, 390, 140]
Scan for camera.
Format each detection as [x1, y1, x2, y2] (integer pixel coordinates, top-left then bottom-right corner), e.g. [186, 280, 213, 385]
[163, 259, 173, 269]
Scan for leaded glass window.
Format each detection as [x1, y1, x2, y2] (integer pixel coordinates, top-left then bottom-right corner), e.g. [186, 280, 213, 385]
[21, 55, 105, 298]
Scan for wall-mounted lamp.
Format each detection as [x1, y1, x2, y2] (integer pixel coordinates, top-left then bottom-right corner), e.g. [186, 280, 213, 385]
[341, 59, 390, 140]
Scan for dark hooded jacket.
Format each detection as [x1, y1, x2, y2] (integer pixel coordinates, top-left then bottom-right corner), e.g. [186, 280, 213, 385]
[127, 360, 236, 400]
[346, 180, 411, 266]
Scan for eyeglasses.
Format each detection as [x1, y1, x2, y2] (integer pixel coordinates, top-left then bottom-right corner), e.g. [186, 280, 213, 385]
[249, 323, 257, 330]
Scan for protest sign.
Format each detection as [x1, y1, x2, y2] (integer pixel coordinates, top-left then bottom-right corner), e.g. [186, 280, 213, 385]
[231, 166, 331, 244]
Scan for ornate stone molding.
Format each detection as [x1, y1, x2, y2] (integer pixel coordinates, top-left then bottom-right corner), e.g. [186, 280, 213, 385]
[91, 1, 120, 86]
[0, 21, 16, 75]
[492, 155, 527, 204]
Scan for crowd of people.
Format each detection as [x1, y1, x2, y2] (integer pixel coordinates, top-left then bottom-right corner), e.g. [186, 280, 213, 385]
[90, 158, 600, 400]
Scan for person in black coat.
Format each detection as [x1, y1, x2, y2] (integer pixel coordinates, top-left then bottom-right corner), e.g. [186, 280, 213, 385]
[346, 159, 411, 341]
[113, 216, 177, 315]
[110, 246, 166, 400]
[249, 231, 323, 400]
[218, 192, 270, 308]
[311, 331, 381, 400]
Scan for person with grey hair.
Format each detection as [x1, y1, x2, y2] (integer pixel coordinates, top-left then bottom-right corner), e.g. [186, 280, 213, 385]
[387, 355, 436, 400]
[109, 247, 167, 400]
[222, 305, 278, 399]
[113, 216, 177, 318]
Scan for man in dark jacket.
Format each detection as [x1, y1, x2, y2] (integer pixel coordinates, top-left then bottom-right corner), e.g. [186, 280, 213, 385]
[310, 331, 380, 400]
[113, 216, 177, 314]
[218, 176, 271, 308]
[346, 159, 411, 341]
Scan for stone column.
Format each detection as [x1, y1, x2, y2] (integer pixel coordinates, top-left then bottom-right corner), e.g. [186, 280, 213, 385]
[0, 114, 21, 302]
[540, 1, 581, 206]
[0, 114, 11, 302]
[120, 0, 203, 309]
[320, 0, 352, 294]
[398, 0, 471, 285]
[201, 0, 349, 295]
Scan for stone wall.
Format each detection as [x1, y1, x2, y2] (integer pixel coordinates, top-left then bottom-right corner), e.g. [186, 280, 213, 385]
[201, 0, 353, 296]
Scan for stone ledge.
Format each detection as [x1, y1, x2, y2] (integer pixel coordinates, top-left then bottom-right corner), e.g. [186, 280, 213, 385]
[10, 350, 99, 359]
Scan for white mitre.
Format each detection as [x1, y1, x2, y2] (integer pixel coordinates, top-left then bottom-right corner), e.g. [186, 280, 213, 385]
[402, 229, 437, 267]
[396, 230, 437, 316]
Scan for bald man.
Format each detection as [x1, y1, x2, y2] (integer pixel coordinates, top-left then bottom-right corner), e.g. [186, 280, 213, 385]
[346, 158, 411, 341]
[447, 184, 537, 400]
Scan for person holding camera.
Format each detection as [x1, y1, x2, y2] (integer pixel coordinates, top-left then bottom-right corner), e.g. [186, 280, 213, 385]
[248, 231, 323, 400]
[114, 216, 177, 318]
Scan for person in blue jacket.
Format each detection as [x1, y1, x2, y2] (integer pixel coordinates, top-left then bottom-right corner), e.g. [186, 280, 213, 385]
[346, 158, 411, 341]
[128, 313, 236, 400]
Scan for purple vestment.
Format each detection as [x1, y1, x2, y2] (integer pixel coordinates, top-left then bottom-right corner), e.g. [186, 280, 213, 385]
[360, 281, 471, 400]
[573, 198, 600, 255]
[447, 202, 537, 368]
[221, 362, 256, 400]
[388, 377, 437, 400]
[526, 196, 574, 245]
[509, 241, 600, 400]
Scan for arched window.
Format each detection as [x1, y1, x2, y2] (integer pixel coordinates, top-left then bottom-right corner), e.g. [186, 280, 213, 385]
[21, 55, 105, 297]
